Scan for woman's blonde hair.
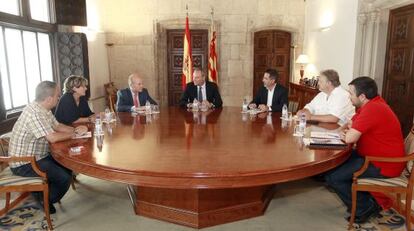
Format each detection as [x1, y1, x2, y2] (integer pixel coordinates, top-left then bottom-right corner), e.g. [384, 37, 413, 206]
[63, 75, 88, 94]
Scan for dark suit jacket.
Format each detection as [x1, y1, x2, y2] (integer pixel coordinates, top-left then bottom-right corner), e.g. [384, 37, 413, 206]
[116, 88, 157, 112]
[54, 92, 94, 125]
[251, 84, 288, 112]
[179, 81, 223, 108]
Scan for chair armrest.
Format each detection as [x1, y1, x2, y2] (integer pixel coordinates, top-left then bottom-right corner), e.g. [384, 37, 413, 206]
[0, 156, 46, 178]
[352, 152, 414, 180]
[364, 153, 414, 163]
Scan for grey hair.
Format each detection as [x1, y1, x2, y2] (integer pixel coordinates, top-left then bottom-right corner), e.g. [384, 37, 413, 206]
[320, 69, 341, 87]
[193, 67, 206, 77]
[35, 81, 57, 102]
[128, 73, 141, 86]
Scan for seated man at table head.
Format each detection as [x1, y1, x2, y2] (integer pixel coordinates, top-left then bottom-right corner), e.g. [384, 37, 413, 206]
[8, 81, 88, 214]
[179, 67, 223, 108]
[116, 73, 157, 112]
[296, 69, 354, 125]
[325, 76, 405, 223]
[249, 68, 288, 112]
[55, 75, 95, 125]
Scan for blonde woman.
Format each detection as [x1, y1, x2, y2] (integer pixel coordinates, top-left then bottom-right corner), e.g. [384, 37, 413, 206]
[55, 75, 95, 125]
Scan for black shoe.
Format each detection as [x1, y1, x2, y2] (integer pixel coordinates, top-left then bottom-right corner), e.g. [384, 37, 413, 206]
[346, 203, 381, 224]
[49, 204, 56, 214]
[39, 201, 56, 215]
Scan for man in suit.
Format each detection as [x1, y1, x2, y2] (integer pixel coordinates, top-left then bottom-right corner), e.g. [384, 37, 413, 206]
[116, 73, 157, 112]
[179, 68, 223, 108]
[249, 68, 288, 112]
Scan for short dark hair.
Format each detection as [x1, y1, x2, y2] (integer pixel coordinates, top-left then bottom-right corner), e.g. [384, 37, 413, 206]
[348, 76, 378, 99]
[265, 69, 279, 81]
[35, 81, 57, 102]
[320, 69, 340, 87]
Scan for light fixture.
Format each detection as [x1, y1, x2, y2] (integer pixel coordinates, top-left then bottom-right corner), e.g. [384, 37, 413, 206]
[295, 54, 309, 83]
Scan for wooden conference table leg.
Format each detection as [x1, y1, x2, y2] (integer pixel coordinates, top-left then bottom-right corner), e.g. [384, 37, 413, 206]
[127, 185, 276, 228]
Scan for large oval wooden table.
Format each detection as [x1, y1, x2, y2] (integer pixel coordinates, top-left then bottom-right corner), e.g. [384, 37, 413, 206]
[50, 107, 351, 228]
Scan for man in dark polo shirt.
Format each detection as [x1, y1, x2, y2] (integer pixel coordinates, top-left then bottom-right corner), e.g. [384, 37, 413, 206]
[325, 76, 405, 224]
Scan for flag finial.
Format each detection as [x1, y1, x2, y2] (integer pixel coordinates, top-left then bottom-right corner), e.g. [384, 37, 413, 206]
[186, 4, 189, 17]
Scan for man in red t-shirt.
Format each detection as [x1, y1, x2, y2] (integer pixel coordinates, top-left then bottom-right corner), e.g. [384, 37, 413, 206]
[325, 76, 405, 224]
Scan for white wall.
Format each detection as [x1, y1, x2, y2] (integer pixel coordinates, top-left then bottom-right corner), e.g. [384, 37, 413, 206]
[74, 1, 110, 112]
[304, 0, 359, 86]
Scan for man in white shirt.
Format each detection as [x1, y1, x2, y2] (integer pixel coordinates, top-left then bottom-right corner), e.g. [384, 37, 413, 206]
[297, 69, 354, 125]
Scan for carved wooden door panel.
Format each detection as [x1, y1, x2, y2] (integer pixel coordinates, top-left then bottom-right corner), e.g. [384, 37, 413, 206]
[253, 30, 291, 97]
[384, 4, 414, 135]
[167, 30, 208, 106]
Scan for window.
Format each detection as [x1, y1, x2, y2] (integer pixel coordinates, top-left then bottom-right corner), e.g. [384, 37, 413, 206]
[0, 0, 20, 16]
[0, 0, 55, 121]
[0, 27, 53, 111]
[29, 0, 51, 23]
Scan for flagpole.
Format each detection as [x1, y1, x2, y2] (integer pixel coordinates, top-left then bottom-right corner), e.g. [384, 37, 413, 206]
[208, 7, 218, 85]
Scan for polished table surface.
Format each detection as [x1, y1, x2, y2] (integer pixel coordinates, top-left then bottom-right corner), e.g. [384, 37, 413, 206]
[50, 107, 351, 228]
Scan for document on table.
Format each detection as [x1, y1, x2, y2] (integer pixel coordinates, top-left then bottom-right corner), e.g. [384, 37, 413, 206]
[72, 131, 92, 139]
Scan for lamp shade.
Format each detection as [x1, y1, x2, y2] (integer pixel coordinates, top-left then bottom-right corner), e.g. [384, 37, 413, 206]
[296, 54, 310, 64]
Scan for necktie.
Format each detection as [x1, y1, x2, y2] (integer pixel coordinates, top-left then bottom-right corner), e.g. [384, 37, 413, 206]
[198, 86, 203, 102]
[133, 93, 140, 107]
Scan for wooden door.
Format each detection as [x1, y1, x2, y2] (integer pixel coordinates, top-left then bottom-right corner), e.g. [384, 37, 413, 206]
[383, 4, 414, 135]
[167, 30, 208, 106]
[253, 30, 291, 97]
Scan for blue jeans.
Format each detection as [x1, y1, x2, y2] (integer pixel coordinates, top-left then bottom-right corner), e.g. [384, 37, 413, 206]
[325, 150, 384, 217]
[11, 155, 72, 204]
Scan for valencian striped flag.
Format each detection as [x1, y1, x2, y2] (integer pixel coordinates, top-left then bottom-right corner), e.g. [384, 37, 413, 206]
[182, 16, 193, 90]
[208, 17, 218, 84]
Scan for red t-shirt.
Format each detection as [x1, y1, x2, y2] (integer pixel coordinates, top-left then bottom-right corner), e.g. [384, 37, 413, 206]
[351, 96, 405, 177]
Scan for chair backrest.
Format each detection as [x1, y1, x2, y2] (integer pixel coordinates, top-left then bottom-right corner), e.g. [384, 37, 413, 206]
[0, 132, 12, 157]
[288, 95, 299, 113]
[104, 82, 118, 112]
[0, 132, 12, 171]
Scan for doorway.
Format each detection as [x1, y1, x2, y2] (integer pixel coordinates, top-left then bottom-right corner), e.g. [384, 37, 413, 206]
[383, 4, 414, 135]
[167, 29, 208, 106]
[253, 30, 291, 97]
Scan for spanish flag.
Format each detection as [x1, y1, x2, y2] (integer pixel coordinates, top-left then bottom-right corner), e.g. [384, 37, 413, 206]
[182, 16, 193, 90]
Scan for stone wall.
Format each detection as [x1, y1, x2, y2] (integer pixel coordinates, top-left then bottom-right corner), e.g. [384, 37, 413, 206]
[88, 0, 306, 106]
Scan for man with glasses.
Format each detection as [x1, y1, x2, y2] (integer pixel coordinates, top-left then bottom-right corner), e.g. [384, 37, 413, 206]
[296, 69, 354, 125]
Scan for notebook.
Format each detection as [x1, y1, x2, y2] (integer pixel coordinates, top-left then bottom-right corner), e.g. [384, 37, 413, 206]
[308, 137, 347, 149]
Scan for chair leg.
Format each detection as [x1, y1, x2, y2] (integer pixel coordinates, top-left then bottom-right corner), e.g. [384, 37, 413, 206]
[71, 179, 76, 191]
[71, 174, 77, 190]
[43, 186, 53, 230]
[348, 185, 357, 230]
[5, 192, 10, 212]
[396, 193, 401, 211]
[405, 192, 412, 231]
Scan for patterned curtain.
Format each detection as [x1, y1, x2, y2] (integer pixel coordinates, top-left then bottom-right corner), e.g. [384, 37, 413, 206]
[54, 32, 90, 98]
